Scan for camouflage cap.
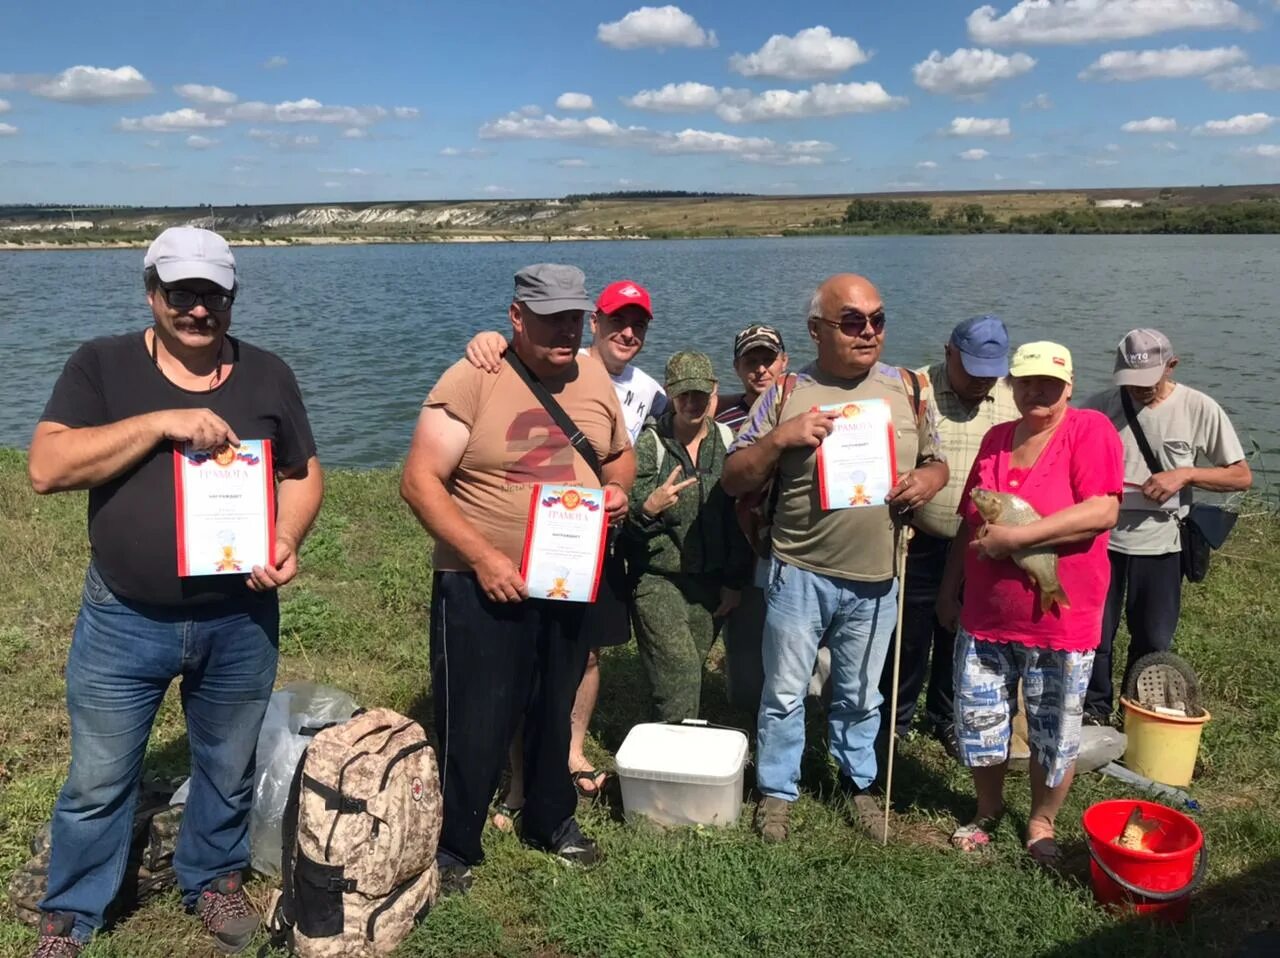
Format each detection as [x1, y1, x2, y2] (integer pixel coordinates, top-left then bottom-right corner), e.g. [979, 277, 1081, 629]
[664, 351, 717, 398]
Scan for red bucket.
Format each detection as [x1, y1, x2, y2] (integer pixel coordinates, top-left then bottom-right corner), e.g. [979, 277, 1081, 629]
[1081, 799, 1207, 923]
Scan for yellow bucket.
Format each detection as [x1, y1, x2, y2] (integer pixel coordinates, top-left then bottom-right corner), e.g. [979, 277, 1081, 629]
[1120, 697, 1210, 787]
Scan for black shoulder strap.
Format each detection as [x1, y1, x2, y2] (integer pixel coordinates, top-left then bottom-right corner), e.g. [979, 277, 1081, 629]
[266, 749, 308, 953]
[1120, 390, 1163, 476]
[504, 350, 603, 482]
[898, 367, 923, 420]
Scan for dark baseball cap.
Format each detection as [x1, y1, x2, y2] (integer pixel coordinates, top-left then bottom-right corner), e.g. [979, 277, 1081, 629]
[513, 263, 596, 315]
[734, 324, 786, 359]
[1114, 328, 1175, 387]
[950, 314, 1010, 378]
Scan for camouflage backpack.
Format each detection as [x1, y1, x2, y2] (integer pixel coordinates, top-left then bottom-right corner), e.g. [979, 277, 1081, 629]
[7, 780, 183, 927]
[267, 707, 442, 957]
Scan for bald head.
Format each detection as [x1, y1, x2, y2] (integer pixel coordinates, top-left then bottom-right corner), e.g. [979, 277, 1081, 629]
[807, 272, 886, 378]
[809, 274, 882, 323]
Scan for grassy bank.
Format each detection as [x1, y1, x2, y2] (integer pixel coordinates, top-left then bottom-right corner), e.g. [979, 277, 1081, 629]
[1, 448, 1278, 958]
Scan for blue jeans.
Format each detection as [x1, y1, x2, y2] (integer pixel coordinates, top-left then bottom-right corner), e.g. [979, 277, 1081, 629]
[40, 564, 278, 942]
[757, 557, 897, 800]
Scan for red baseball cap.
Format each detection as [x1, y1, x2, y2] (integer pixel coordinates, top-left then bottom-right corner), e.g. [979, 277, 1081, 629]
[595, 280, 653, 319]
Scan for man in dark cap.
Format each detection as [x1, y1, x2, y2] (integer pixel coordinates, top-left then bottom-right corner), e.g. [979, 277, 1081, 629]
[401, 264, 635, 892]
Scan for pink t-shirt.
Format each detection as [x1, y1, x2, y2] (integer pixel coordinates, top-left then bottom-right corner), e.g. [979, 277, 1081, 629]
[958, 407, 1123, 652]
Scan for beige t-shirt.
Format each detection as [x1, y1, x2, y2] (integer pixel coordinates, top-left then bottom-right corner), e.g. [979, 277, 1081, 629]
[425, 356, 630, 571]
[728, 361, 945, 581]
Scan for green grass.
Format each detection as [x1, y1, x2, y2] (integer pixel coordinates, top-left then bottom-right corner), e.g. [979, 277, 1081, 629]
[1, 447, 1278, 957]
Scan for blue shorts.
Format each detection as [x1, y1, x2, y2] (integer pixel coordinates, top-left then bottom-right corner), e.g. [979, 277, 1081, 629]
[952, 628, 1094, 788]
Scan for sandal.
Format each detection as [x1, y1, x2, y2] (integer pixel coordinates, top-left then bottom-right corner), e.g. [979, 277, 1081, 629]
[571, 769, 608, 799]
[950, 810, 1004, 853]
[1026, 836, 1062, 871]
[490, 801, 523, 834]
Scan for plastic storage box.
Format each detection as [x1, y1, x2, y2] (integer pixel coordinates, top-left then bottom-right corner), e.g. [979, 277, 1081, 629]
[614, 722, 749, 827]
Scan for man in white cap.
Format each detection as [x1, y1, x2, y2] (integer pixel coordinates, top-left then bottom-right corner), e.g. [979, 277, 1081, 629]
[1082, 328, 1251, 724]
[27, 227, 323, 956]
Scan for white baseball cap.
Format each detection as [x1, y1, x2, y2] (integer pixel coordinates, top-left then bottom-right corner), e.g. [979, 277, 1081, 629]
[143, 227, 236, 291]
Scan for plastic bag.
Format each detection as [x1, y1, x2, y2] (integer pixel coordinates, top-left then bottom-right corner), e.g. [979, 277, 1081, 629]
[1076, 726, 1127, 773]
[249, 682, 358, 876]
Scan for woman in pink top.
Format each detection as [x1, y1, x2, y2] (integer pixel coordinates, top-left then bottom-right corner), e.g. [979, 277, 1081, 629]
[937, 341, 1122, 867]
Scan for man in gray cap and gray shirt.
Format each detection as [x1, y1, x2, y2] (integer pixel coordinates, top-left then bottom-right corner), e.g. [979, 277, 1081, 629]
[1082, 328, 1251, 723]
[401, 264, 634, 891]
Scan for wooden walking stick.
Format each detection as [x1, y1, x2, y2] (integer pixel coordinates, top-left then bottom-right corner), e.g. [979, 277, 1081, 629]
[883, 521, 913, 845]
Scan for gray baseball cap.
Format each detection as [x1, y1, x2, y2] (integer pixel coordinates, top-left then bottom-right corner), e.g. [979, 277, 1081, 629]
[144, 226, 236, 291]
[513, 263, 595, 315]
[1114, 328, 1175, 387]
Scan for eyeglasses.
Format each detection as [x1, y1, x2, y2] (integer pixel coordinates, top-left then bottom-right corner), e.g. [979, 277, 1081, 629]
[161, 285, 234, 312]
[811, 309, 886, 336]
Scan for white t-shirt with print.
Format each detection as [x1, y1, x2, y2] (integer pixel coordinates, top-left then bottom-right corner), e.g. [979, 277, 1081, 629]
[580, 349, 666, 445]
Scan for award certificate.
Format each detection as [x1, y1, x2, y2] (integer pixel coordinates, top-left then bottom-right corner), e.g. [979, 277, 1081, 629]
[520, 483, 609, 603]
[173, 440, 275, 577]
[1121, 481, 1179, 513]
[814, 399, 897, 510]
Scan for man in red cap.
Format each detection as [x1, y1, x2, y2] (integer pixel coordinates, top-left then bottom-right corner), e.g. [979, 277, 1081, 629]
[464, 278, 665, 815]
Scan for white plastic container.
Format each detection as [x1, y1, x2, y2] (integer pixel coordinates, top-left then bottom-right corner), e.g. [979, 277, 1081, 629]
[614, 722, 749, 827]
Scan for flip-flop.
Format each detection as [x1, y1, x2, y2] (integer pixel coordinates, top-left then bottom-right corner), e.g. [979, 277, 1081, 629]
[1026, 835, 1062, 870]
[490, 801, 523, 834]
[571, 769, 608, 799]
[950, 809, 1005, 853]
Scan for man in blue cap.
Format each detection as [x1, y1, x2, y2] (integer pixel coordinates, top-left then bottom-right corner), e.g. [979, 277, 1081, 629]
[878, 315, 1018, 758]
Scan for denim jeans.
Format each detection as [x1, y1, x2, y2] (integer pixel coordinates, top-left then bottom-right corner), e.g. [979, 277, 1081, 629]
[757, 557, 898, 800]
[40, 564, 278, 942]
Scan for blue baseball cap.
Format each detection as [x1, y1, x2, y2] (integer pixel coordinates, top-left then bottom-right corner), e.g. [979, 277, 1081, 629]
[949, 314, 1010, 378]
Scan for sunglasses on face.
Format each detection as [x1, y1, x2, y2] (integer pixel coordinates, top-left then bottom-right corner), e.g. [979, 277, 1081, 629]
[812, 309, 886, 336]
[161, 285, 234, 312]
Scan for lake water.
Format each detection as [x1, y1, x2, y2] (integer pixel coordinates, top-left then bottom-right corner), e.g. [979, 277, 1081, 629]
[2, 235, 1278, 469]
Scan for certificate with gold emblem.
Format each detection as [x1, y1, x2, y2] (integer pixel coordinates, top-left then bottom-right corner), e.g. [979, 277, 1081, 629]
[520, 483, 608, 602]
[173, 439, 275, 576]
[814, 400, 898, 510]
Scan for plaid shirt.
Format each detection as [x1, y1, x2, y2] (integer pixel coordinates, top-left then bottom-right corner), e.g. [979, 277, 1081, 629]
[912, 361, 1020, 540]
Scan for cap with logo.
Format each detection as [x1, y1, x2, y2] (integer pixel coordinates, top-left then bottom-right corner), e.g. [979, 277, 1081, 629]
[949, 313, 1010, 378]
[1009, 341, 1073, 383]
[513, 263, 596, 315]
[733, 324, 786, 360]
[143, 226, 236, 291]
[596, 279, 653, 319]
[664, 351, 717, 399]
[1113, 328, 1174, 387]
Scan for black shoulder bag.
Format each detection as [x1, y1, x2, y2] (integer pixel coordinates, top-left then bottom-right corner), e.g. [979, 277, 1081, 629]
[1119, 390, 1236, 583]
[504, 351, 604, 482]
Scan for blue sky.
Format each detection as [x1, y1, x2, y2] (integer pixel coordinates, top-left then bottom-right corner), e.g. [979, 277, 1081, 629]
[1, 0, 1278, 205]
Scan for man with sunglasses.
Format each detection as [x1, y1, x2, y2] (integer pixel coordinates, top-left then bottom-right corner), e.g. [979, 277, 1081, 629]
[27, 227, 323, 956]
[723, 273, 947, 844]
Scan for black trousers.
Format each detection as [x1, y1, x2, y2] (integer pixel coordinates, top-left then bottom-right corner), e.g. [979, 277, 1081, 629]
[430, 571, 589, 866]
[1085, 550, 1183, 719]
[877, 530, 956, 735]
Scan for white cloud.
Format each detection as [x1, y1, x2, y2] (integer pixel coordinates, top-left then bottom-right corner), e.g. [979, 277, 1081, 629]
[247, 129, 320, 150]
[556, 158, 590, 168]
[729, 26, 868, 80]
[1087, 157, 1120, 166]
[1206, 65, 1280, 91]
[1194, 112, 1276, 135]
[0, 75, 16, 91]
[912, 48, 1036, 95]
[967, 1, 1257, 45]
[597, 5, 716, 50]
[1239, 144, 1280, 158]
[1154, 140, 1180, 151]
[715, 82, 907, 122]
[175, 83, 237, 105]
[117, 108, 228, 132]
[481, 185, 514, 195]
[0, 98, 9, 114]
[556, 92, 594, 111]
[0, 122, 17, 136]
[916, 160, 939, 169]
[1122, 116, 1178, 133]
[319, 167, 376, 176]
[31, 65, 153, 103]
[323, 181, 341, 188]
[393, 106, 419, 119]
[1023, 92, 1053, 109]
[185, 134, 217, 149]
[946, 116, 1011, 136]
[959, 148, 990, 160]
[653, 129, 776, 154]
[1079, 45, 1247, 81]
[624, 82, 721, 112]
[439, 146, 489, 158]
[341, 128, 368, 139]
[225, 98, 389, 127]
[263, 56, 288, 69]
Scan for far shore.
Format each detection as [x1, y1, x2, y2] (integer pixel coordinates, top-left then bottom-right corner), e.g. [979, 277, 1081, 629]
[0, 233, 643, 252]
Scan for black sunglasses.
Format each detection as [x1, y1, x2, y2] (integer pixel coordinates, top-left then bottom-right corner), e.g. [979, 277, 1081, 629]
[812, 309, 886, 336]
[161, 284, 234, 312]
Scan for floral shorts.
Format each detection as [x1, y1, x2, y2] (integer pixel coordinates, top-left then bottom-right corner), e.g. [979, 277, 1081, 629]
[952, 628, 1094, 788]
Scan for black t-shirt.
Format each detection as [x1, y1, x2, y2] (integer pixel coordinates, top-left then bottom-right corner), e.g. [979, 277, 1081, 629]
[40, 331, 318, 607]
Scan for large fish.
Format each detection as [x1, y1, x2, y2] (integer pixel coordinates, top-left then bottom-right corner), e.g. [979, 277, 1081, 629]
[970, 488, 1070, 613]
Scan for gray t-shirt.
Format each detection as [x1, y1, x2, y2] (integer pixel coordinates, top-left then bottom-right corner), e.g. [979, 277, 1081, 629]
[1083, 384, 1246, 556]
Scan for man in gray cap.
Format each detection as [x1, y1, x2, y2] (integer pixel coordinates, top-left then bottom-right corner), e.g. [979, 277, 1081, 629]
[27, 226, 323, 956]
[401, 264, 635, 890]
[1082, 329, 1251, 723]
[891, 314, 1018, 756]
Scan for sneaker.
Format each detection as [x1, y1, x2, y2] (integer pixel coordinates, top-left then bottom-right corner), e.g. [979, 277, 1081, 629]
[438, 864, 474, 897]
[933, 724, 961, 761]
[548, 820, 601, 868]
[31, 912, 82, 958]
[195, 872, 258, 955]
[754, 796, 792, 844]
